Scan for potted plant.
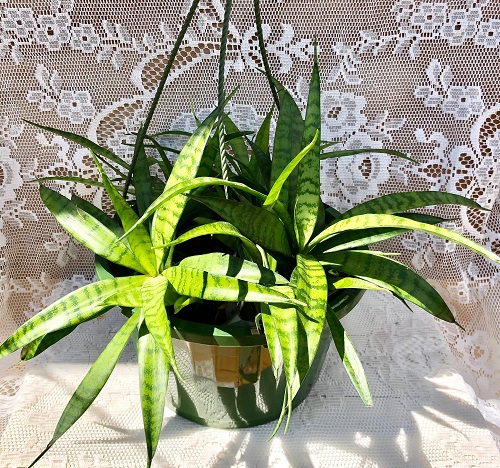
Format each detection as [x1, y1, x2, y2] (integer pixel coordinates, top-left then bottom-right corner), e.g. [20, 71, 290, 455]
[1, 0, 499, 466]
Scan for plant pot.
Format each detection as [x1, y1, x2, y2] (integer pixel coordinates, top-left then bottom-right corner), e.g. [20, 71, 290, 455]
[95, 256, 364, 428]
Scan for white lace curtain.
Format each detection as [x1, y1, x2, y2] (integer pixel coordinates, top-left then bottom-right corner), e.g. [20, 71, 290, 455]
[0, 0, 499, 441]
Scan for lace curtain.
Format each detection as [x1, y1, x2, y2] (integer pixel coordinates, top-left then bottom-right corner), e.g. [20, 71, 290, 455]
[0, 0, 499, 457]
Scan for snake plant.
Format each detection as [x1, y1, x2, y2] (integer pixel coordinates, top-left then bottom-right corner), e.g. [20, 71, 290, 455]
[1, 1, 499, 466]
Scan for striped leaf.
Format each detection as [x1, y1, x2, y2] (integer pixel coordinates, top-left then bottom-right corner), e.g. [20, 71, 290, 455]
[29, 312, 140, 467]
[260, 306, 283, 380]
[71, 194, 124, 237]
[92, 152, 156, 276]
[178, 252, 289, 285]
[263, 130, 319, 210]
[330, 277, 388, 292]
[313, 213, 447, 254]
[268, 303, 299, 433]
[21, 325, 78, 360]
[191, 196, 292, 256]
[163, 265, 301, 306]
[151, 108, 219, 266]
[138, 328, 170, 468]
[271, 91, 304, 210]
[119, 177, 265, 241]
[132, 144, 153, 217]
[0, 276, 146, 357]
[31, 176, 106, 189]
[309, 213, 500, 266]
[295, 50, 321, 250]
[319, 250, 457, 322]
[142, 276, 180, 378]
[159, 222, 263, 265]
[338, 191, 484, 220]
[293, 255, 327, 376]
[326, 304, 372, 406]
[40, 185, 147, 274]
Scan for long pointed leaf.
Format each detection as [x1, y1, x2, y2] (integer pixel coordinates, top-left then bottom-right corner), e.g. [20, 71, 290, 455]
[133, 144, 153, 217]
[0, 276, 145, 357]
[249, 107, 273, 187]
[295, 50, 321, 250]
[71, 194, 124, 237]
[339, 191, 484, 220]
[326, 304, 372, 406]
[142, 276, 180, 378]
[92, 152, 156, 276]
[40, 185, 147, 274]
[271, 91, 304, 210]
[309, 213, 500, 266]
[163, 265, 301, 306]
[319, 250, 457, 322]
[191, 196, 292, 256]
[320, 147, 415, 163]
[178, 252, 288, 285]
[151, 108, 219, 266]
[138, 328, 170, 467]
[31, 312, 140, 466]
[263, 130, 319, 210]
[260, 307, 283, 380]
[159, 222, 263, 265]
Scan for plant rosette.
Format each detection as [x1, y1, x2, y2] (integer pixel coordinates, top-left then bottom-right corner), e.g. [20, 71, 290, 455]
[1, 1, 500, 467]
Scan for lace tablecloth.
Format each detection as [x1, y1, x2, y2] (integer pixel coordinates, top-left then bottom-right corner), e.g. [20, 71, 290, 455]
[0, 292, 498, 467]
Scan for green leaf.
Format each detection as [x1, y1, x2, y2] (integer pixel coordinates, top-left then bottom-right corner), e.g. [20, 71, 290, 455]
[263, 130, 319, 210]
[159, 222, 263, 265]
[319, 250, 457, 322]
[178, 252, 289, 285]
[21, 325, 78, 360]
[309, 213, 500, 266]
[91, 152, 157, 276]
[295, 51, 321, 250]
[260, 307, 283, 380]
[338, 191, 485, 220]
[71, 193, 124, 237]
[142, 276, 180, 378]
[30, 312, 140, 467]
[320, 148, 416, 163]
[330, 277, 388, 292]
[293, 254, 327, 378]
[326, 304, 372, 406]
[25, 119, 129, 169]
[133, 144, 153, 217]
[163, 265, 301, 306]
[271, 91, 304, 210]
[0, 276, 146, 358]
[124, 176, 265, 239]
[249, 107, 273, 187]
[224, 115, 250, 166]
[138, 328, 170, 467]
[30, 176, 106, 189]
[191, 196, 292, 256]
[312, 213, 447, 254]
[40, 185, 147, 274]
[151, 107, 219, 266]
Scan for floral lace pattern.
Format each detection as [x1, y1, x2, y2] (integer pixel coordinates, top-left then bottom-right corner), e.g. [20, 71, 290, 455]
[0, 0, 499, 461]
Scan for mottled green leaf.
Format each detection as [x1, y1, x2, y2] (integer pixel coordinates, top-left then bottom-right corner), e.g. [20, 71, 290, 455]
[133, 144, 153, 217]
[138, 328, 170, 467]
[309, 213, 500, 266]
[295, 51, 321, 250]
[40, 185, 147, 274]
[178, 252, 288, 285]
[319, 250, 457, 322]
[338, 191, 484, 220]
[326, 304, 372, 406]
[320, 148, 415, 163]
[21, 325, 78, 360]
[271, 91, 304, 210]
[0, 276, 145, 357]
[191, 196, 292, 256]
[264, 130, 319, 210]
[260, 306, 283, 380]
[29, 312, 140, 466]
[163, 265, 301, 306]
[142, 276, 180, 378]
[159, 222, 263, 265]
[151, 108, 219, 266]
